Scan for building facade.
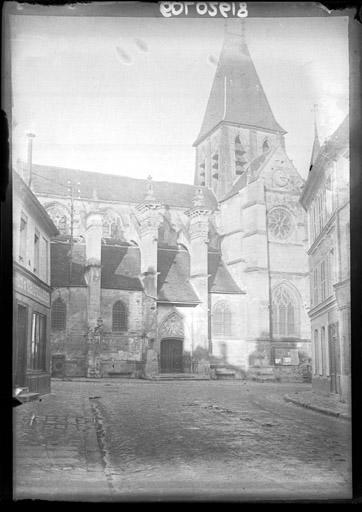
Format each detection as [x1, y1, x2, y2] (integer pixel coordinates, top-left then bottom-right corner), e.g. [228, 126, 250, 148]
[194, 27, 311, 373]
[13, 171, 58, 395]
[23, 26, 311, 379]
[300, 115, 350, 402]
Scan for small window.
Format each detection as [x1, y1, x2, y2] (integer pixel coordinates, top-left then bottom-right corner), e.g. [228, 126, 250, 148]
[263, 139, 270, 153]
[19, 215, 27, 262]
[112, 300, 127, 331]
[34, 231, 40, 273]
[51, 298, 66, 331]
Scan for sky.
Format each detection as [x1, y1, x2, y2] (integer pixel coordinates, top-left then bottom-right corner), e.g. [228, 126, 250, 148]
[10, 13, 349, 183]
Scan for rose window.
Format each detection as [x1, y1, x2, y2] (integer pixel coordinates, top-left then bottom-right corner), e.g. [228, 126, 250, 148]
[268, 208, 293, 240]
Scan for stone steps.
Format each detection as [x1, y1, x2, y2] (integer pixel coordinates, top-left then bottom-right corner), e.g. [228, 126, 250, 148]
[215, 368, 236, 380]
[247, 366, 277, 383]
[156, 373, 210, 381]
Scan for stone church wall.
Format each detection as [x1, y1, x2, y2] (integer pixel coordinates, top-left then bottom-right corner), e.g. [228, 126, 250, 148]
[50, 287, 89, 377]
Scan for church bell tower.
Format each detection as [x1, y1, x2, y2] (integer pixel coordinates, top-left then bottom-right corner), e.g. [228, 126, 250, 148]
[193, 21, 286, 201]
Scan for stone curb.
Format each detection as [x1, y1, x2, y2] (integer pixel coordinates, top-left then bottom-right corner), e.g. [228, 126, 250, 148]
[284, 394, 351, 421]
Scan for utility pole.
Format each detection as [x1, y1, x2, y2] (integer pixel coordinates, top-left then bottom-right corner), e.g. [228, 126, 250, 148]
[66, 180, 81, 284]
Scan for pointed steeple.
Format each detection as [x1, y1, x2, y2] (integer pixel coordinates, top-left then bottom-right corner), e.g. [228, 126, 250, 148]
[309, 104, 321, 172]
[193, 21, 286, 147]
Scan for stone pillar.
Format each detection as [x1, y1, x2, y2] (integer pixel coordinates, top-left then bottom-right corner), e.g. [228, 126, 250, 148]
[186, 189, 210, 376]
[135, 177, 162, 377]
[84, 210, 103, 378]
[334, 278, 351, 403]
[84, 211, 103, 327]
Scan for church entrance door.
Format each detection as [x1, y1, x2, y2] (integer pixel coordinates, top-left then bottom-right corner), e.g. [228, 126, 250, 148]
[160, 338, 183, 373]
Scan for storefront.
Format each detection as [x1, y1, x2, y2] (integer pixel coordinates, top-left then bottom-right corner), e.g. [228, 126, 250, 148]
[13, 263, 52, 395]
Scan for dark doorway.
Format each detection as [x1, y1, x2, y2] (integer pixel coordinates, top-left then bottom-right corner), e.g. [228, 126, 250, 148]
[328, 322, 339, 394]
[160, 338, 183, 373]
[15, 304, 28, 387]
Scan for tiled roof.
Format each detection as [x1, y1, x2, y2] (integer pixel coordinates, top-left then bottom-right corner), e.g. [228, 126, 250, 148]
[157, 247, 200, 305]
[194, 33, 286, 146]
[101, 244, 143, 291]
[208, 250, 245, 294]
[30, 163, 218, 211]
[51, 241, 87, 287]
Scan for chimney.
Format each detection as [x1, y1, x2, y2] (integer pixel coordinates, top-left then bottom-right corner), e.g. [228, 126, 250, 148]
[26, 133, 35, 188]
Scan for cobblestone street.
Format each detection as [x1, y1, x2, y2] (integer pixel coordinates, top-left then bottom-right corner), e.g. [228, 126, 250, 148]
[14, 380, 352, 501]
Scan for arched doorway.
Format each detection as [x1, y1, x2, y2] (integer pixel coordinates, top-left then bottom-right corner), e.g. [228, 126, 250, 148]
[160, 338, 183, 373]
[159, 312, 184, 373]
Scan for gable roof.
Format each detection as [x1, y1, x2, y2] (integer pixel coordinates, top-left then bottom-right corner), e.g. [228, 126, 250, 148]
[157, 246, 200, 305]
[208, 250, 245, 294]
[194, 31, 286, 146]
[300, 115, 349, 208]
[13, 171, 59, 237]
[30, 163, 218, 211]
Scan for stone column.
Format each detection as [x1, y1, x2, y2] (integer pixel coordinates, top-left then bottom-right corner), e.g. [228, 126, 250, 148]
[186, 189, 211, 376]
[135, 177, 162, 377]
[84, 210, 103, 377]
[334, 278, 351, 402]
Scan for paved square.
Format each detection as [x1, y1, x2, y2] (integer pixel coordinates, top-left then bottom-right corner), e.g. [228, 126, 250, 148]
[14, 380, 352, 501]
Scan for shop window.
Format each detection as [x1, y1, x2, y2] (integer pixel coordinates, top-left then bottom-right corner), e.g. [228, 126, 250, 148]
[112, 300, 127, 331]
[30, 312, 46, 370]
[51, 298, 66, 331]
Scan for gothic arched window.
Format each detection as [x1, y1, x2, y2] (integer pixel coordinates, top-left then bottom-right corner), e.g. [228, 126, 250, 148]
[112, 301, 127, 331]
[51, 297, 66, 331]
[213, 302, 232, 337]
[272, 285, 299, 338]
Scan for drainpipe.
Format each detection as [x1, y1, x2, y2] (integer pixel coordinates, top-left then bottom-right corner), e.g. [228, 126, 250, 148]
[26, 133, 35, 189]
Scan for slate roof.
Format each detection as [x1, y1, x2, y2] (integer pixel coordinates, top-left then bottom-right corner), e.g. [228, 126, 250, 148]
[51, 241, 87, 287]
[51, 240, 143, 290]
[101, 244, 143, 291]
[157, 246, 200, 305]
[208, 250, 245, 294]
[30, 163, 218, 211]
[194, 32, 286, 146]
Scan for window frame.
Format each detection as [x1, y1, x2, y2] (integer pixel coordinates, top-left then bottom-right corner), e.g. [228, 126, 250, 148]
[112, 300, 127, 332]
[30, 311, 47, 371]
[51, 297, 67, 331]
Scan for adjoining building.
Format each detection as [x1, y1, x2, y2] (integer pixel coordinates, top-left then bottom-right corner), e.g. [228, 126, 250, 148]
[13, 170, 58, 396]
[23, 25, 311, 380]
[300, 115, 350, 402]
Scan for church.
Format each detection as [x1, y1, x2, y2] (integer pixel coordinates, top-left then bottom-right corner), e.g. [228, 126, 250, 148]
[25, 25, 311, 380]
